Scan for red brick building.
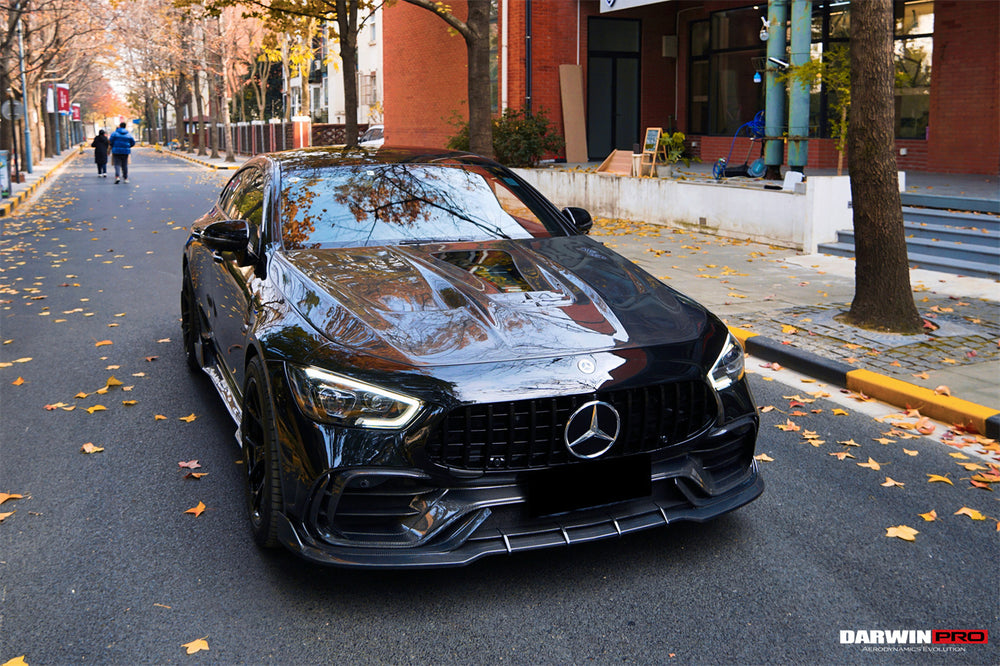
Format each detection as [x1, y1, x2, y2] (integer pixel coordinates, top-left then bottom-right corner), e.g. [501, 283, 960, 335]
[385, 1, 999, 174]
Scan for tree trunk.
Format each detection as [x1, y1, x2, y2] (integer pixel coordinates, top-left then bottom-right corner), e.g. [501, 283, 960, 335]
[193, 69, 207, 156]
[845, 0, 921, 333]
[465, 0, 493, 158]
[336, 0, 360, 147]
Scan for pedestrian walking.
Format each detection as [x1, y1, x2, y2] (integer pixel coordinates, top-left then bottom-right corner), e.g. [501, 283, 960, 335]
[108, 122, 135, 184]
[91, 130, 110, 177]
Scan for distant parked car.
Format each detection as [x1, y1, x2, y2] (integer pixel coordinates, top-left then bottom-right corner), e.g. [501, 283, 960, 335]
[181, 146, 762, 568]
[358, 124, 383, 148]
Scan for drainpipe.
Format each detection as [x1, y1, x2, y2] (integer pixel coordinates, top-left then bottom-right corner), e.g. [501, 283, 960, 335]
[787, 0, 811, 172]
[764, 0, 787, 179]
[525, 0, 532, 111]
[501, 0, 508, 110]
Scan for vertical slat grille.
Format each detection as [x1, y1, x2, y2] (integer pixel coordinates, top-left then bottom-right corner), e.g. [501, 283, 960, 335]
[424, 381, 717, 471]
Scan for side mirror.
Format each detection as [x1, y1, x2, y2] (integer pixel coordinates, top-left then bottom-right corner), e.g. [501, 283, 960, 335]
[200, 220, 249, 254]
[562, 207, 593, 234]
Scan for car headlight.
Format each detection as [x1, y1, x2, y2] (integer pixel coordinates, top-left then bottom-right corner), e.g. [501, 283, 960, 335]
[709, 333, 745, 391]
[286, 365, 423, 429]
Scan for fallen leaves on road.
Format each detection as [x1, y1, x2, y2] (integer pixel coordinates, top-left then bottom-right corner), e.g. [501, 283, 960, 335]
[926, 474, 954, 485]
[885, 525, 918, 542]
[918, 510, 937, 521]
[182, 637, 210, 655]
[857, 458, 885, 471]
[954, 507, 985, 521]
[80, 442, 104, 454]
[184, 501, 207, 517]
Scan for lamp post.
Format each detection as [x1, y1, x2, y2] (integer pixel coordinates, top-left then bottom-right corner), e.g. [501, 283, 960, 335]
[15, 5, 33, 173]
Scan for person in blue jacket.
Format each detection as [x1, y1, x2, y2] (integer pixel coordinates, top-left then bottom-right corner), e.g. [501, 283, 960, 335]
[108, 122, 135, 184]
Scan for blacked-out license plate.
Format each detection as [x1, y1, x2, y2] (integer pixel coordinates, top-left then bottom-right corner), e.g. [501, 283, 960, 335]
[524, 454, 652, 517]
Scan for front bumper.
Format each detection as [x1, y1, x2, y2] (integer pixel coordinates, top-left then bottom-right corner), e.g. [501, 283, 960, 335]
[275, 417, 762, 568]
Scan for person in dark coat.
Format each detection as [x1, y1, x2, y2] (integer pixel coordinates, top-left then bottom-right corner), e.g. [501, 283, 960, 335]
[108, 122, 136, 184]
[91, 129, 110, 177]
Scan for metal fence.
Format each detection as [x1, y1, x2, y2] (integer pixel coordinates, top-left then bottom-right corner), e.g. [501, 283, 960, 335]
[145, 122, 370, 157]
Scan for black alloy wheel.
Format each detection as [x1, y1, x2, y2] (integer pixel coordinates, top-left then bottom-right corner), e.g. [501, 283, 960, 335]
[181, 275, 202, 371]
[241, 356, 284, 548]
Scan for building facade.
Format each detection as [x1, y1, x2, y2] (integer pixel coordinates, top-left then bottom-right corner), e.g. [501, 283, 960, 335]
[384, 0, 999, 174]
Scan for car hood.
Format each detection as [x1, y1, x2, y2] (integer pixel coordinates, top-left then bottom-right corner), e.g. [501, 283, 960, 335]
[276, 236, 711, 367]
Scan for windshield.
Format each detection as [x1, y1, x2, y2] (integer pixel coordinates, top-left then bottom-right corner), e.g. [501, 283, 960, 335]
[278, 163, 562, 249]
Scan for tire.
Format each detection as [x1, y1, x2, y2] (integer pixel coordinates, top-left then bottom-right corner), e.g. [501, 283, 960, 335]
[181, 275, 202, 371]
[241, 356, 284, 548]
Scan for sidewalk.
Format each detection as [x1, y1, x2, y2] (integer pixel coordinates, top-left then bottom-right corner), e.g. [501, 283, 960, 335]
[5, 145, 999, 437]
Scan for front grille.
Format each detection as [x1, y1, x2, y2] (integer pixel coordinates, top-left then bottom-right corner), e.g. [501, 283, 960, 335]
[424, 381, 716, 472]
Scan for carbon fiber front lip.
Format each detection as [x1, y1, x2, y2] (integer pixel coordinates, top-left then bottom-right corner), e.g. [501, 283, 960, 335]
[276, 461, 763, 569]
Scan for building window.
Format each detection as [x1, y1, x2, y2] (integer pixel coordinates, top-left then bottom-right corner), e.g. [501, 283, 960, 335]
[688, 1, 932, 139]
[687, 7, 766, 136]
[358, 72, 378, 106]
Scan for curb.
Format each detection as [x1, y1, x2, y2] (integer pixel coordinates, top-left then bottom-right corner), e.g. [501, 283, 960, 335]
[0, 148, 81, 218]
[730, 326, 1000, 440]
[155, 145, 240, 170]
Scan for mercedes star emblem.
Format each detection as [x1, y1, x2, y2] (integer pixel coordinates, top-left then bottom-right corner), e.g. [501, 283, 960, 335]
[564, 400, 620, 459]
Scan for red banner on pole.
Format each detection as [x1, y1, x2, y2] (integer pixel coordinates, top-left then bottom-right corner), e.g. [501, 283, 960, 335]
[71, 103, 81, 121]
[56, 84, 69, 114]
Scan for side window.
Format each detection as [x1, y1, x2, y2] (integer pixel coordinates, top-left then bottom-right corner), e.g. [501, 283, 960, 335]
[226, 169, 266, 252]
[217, 171, 244, 213]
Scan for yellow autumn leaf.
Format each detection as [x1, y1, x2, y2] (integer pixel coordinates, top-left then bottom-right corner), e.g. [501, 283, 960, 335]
[182, 637, 210, 655]
[11, 376, 25, 386]
[918, 510, 937, 522]
[0, 511, 15, 523]
[754, 453, 774, 462]
[881, 477, 904, 488]
[75, 391, 89, 399]
[832, 408, 849, 416]
[948, 452, 969, 460]
[179, 413, 197, 423]
[927, 474, 954, 485]
[954, 507, 986, 521]
[184, 501, 207, 517]
[154, 414, 167, 421]
[80, 442, 104, 454]
[0, 493, 24, 505]
[105, 376, 123, 387]
[1, 655, 28, 666]
[857, 457, 884, 471]
[837, 439, 860, 447]
[903, 449, 919, 456]
[828, 451, 855, 460]
[85, 405, 107, 414]
[94, 340, 113, 347]
[885, 525, 918, 541]
[780, 324, 797, 334]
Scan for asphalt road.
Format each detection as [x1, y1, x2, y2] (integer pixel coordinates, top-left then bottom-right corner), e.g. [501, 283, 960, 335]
[1, 149, 997, 665]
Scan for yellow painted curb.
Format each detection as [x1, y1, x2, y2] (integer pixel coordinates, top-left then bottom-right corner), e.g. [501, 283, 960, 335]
[728, 326, 758, 346]
[847, 368, 999, 433]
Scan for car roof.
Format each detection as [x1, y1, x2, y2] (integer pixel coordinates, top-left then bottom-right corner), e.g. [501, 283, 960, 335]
[265, 146, 494, 173]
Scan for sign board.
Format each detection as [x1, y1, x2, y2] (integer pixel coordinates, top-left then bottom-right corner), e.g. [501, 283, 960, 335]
[639, 127, 663, 177]
[56, 84, 70, 114]
[71, 103, 81, 122]
[46, 86, 55, 113]
[0, 151, 10, 198]
[0, 100, 23, 120]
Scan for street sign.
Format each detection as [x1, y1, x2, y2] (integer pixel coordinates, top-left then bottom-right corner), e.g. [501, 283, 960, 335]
[0, 100, 23, 120]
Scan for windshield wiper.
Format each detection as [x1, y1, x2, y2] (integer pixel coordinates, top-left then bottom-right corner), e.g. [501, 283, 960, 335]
[398, 238, 474, 245]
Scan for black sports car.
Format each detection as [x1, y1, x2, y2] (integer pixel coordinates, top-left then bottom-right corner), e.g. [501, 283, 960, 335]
[181, 146, 762, 568]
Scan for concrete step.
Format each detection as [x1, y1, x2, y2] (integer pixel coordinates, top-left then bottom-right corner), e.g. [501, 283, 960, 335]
[901, 193, 1000, 215]
[818, 240, 999, 279]
[903, 221, 999, 247]
[834, 228, 999, 264]
[902, 206, 1000, 231]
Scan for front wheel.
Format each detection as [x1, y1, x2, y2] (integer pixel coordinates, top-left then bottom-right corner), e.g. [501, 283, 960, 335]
[241, 357, 284, 548]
